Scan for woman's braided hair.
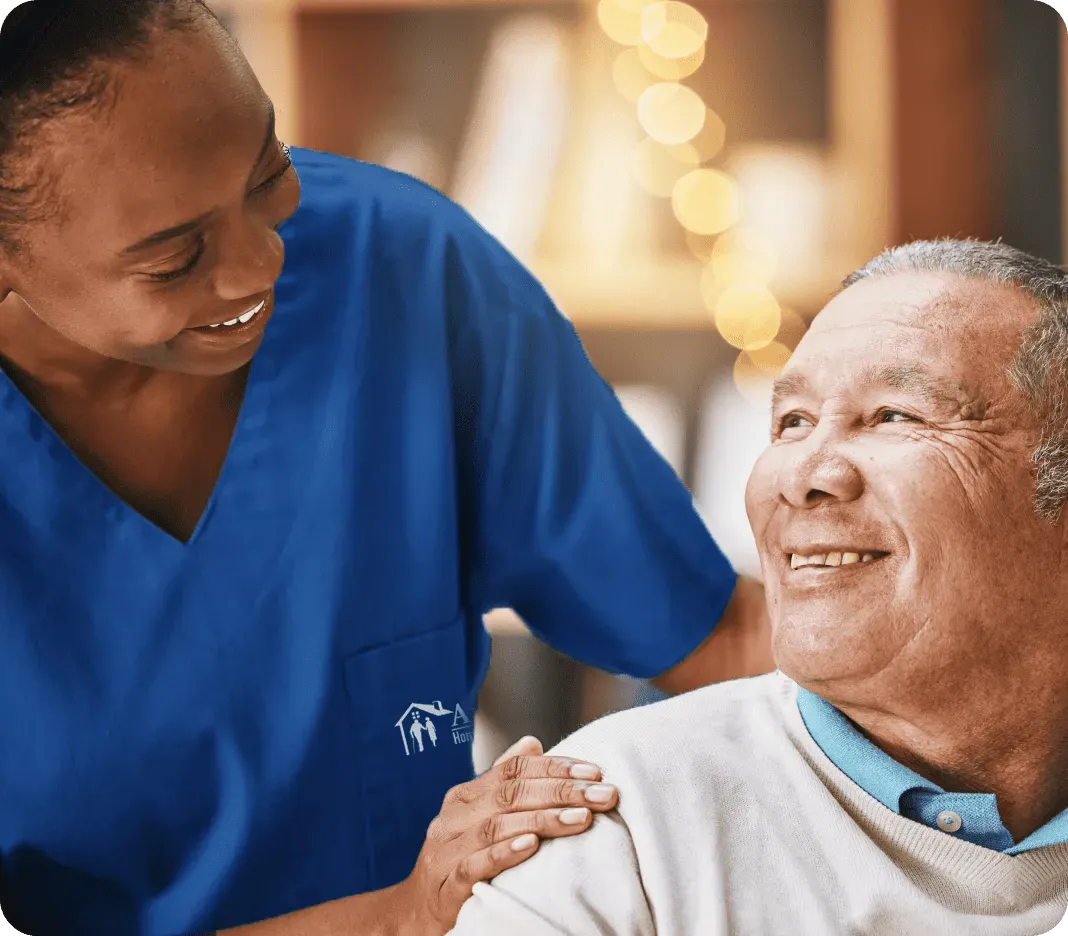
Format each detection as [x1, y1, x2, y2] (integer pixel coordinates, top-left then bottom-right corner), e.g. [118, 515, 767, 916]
[0, 0, 216, 255]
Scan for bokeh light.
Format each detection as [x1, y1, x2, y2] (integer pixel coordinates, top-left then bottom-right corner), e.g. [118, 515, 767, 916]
[671, 168, 741, 235]
[690, 108, 727, 162]
[631, 138, 700, 197]
[638, 40, 705, 80]
[747, 341, 792, 374]
[733, 343, 791, 405]
[775, 307, 809, 351]
[612, 48, 657, 103]
[637, 83, 707, 145]
[640, 2, 709, 59]
[686, 230, 717, 262]
[713, 284, 781, 350]
[597, 0, 648, 46]
[710, 228, 777, 286]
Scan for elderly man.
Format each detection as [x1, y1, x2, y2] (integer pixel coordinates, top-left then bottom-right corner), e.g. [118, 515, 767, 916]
[448, 239, 1068, 936]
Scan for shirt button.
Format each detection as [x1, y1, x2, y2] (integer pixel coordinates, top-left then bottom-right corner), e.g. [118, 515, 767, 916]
[936, 810, 962, 834]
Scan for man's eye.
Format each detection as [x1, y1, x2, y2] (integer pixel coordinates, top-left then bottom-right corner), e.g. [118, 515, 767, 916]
[775, 413, 813, 436]
[878, 409, 912, 424]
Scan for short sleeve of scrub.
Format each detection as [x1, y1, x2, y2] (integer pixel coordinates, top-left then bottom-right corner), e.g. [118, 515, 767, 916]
[438, 206, 739, 679]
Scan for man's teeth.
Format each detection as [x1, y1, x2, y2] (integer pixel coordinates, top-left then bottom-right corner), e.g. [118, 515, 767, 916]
[790, 552, 878, 569]
[208, 301, 264, 328]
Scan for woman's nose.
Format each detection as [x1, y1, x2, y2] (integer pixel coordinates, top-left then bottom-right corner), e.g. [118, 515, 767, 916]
[212, 222, 285, 302]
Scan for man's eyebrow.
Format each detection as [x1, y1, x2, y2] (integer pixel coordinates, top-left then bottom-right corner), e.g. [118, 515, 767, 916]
[771, 372, 808, 411]
[863, 364, 979, 413]
[771, 364, 983, 417]
[119, 102, 277, 256]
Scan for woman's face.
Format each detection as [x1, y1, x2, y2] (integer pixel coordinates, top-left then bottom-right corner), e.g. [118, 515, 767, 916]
[0, 15, 301, 377]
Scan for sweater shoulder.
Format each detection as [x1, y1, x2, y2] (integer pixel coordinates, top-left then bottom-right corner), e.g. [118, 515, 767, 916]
[547, 672, 800, 788]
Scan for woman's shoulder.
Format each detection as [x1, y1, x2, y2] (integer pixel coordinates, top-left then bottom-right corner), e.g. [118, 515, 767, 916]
[288, 148, 478, 238]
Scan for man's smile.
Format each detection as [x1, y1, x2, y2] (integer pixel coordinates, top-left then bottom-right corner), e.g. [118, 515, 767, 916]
[788, 550, 890, 570]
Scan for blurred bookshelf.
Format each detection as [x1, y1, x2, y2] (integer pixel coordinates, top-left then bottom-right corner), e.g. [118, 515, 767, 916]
[213, 0, 837, 334]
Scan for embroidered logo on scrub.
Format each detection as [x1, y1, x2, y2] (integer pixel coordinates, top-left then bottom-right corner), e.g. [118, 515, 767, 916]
[395, 701, 473, 756]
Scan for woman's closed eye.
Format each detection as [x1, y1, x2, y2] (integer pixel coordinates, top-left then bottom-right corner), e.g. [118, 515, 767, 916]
[146, 235, 206, 283]
[144, 142, 294, 284]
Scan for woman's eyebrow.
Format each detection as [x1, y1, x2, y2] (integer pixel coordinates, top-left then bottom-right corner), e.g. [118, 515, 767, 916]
[118, 102, 277, 256]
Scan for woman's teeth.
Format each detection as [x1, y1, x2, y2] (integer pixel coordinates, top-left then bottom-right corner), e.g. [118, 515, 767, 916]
[208, 300, 265, 328]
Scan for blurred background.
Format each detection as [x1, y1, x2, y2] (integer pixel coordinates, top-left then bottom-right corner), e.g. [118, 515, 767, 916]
[210, 0, 1066, 768]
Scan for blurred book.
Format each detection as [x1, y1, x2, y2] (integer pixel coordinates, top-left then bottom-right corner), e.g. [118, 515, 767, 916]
[694, 374, 767, 578]
[450, 14, 571, 265]
[614, 384, 686, 478]
[364, 129, 449, 193]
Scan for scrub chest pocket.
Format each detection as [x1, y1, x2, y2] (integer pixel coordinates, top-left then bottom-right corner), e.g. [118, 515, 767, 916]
[343, 613, 482, 887]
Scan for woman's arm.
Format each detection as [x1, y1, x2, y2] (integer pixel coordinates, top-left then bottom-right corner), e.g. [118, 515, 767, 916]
[217, 883, 406, 936]
[443, 215, 764, 686]
[207, 739, 617, 936]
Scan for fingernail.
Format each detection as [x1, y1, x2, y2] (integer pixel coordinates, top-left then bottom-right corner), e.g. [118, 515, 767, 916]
[584, 784, 615, 804]
[570, 764, 600, 780]
[511, 833, 538, 852]
[559, 807, 589, 825]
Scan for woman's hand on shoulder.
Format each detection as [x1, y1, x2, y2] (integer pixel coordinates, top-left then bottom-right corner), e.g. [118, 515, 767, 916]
[393, 735, 617, 936]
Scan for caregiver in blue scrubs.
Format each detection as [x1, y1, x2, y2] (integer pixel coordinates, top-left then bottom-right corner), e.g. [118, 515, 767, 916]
[0, 2, 773, 935]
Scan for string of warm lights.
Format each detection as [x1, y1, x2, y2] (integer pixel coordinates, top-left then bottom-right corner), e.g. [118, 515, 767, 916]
[595, 0, 800, 398]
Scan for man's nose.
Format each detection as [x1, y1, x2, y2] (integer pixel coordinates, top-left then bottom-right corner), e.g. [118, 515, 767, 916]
[777, 437, 863, 509]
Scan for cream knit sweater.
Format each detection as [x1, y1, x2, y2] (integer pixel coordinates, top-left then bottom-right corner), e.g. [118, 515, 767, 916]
[449, 672, 1068, 936]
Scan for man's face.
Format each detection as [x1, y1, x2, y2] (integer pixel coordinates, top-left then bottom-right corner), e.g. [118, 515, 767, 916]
[745, 271, 1068, 704]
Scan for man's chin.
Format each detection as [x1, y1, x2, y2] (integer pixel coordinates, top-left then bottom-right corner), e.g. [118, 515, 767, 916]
[771, 621, 888, 689]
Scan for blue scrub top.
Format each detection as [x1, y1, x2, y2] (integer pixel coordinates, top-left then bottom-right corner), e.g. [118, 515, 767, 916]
[0, 148, 737, 936]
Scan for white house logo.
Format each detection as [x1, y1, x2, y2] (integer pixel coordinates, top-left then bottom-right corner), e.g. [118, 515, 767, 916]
[395, 700, 473, 756]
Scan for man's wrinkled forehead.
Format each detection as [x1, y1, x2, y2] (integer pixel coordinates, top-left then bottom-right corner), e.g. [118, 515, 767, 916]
[772, 272, 1026, 418]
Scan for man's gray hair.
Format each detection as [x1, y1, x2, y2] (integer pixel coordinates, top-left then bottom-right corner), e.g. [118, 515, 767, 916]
[842, 238, 1068, 522]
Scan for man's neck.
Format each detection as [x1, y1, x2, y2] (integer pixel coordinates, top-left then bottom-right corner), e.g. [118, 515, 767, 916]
[832, 684, 1068, 843]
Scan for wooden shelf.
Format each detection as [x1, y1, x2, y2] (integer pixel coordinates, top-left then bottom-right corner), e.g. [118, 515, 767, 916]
[530, 258, 836, 329]
[217, 0, 571, 10]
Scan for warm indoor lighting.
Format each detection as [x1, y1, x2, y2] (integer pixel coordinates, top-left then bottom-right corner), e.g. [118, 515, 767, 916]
[699, 260, 722, 311]
[637, 39, 705, 80]
[726, 145, 828, 296]
[713, 284, 781, 350]
[747, 341, 792, 374]
[631, 138, 700, 197]
[612, 48, 657, 103]
[450, 15, 569, 265]
[597, 0, 647, 46]
[640, 1, 708, 59]
[711, 228, 777, 286]
[690, 107, 727, 162]
[580, 107, 636, 265]
[637, 82, 706, 146]
[774, 307, 809, 351]
[686, 229, 718, 262]
[733, 344, 790, 404]
[671, 168, 741, 235]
